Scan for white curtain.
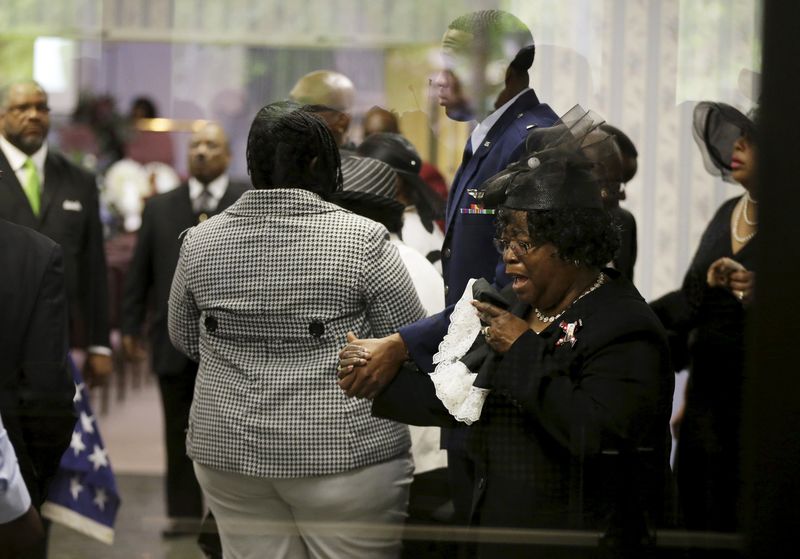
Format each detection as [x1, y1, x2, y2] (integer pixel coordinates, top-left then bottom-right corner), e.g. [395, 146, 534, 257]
[507, 0, 761, 298]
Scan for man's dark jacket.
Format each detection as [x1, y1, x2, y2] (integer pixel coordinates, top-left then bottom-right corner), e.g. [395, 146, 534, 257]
[0, 148, 109, 348]
[0, 219, 74, 506]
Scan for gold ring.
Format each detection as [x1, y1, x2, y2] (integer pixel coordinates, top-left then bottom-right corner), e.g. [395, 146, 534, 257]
[481, 326, 491, 338]
[737, 290, 744, 300]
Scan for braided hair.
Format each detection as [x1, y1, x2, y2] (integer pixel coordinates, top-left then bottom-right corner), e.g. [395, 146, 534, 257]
[246, 101, 343, 197]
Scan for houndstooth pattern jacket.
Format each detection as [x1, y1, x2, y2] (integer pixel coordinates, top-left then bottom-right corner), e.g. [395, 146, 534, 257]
[168, 188, 426, 478]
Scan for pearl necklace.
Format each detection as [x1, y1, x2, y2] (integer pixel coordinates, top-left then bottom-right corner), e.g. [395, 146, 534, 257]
[534, 272, 606, 324]
[743, 193, 758, 226]
[733, 195, 757, 243]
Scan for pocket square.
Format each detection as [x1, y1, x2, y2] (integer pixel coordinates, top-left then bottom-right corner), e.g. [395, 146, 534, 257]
[62, 199, 83, 212]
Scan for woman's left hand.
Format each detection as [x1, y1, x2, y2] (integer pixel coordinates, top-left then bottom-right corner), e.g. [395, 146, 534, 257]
[472, 300, 530, 354]
[728, 269, 755, 307]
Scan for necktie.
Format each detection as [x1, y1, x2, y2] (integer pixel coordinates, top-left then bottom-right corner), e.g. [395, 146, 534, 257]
[23, 158, 41, 217]
[195, 187, 213, 220]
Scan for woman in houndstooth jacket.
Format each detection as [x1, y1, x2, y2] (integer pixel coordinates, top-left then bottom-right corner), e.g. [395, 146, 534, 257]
[168, 101, 426, 559]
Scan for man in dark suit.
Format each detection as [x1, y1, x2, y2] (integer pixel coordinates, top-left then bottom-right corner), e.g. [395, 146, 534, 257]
[0, 81, 112, 386]
[339, 10, 559, 527]
[0, 218, 74, 556]
[121, 122, 247, 536]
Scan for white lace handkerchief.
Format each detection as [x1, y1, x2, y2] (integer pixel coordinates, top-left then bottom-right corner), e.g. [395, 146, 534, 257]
[429, 279, 491, 424]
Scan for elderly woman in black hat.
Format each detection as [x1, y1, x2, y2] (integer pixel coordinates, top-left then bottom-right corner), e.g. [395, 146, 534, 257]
[339, 107, 673, 558]
[651, 102, 758, 533]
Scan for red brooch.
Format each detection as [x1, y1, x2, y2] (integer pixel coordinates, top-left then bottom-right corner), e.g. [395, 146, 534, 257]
[555, 319, 582, 348]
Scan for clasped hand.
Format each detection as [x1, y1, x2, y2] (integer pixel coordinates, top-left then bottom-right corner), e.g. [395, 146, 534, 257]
[707, 257, 755, 306]
[471, 300, 529, 353]
[337, 332, 407, 399]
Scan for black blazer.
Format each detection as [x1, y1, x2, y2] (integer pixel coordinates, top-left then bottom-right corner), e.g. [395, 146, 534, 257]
[374, 272, 673, 548]
[0, 219, 75, 506]
[0, 147, 109, 348]
[122, 181, 249, 374]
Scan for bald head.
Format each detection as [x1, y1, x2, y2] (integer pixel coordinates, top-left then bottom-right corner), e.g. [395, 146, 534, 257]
[289, 71, 355, 112]
[0, 81, 50, 155]
[289, 71, 355, 146]
[188, 122, 231, 185]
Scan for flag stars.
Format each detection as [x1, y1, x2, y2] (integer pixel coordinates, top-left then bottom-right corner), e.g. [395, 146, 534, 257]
[79, 411, 95, 434]
[87, 445, 109, 471]
[93, 488, 108, 511]
[73, 382, 84, 403]
[70, 430, 86, 456]
[70, 476, 84, 500]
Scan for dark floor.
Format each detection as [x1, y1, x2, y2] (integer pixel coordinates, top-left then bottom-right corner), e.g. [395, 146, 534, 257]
[49, 474, 204, 559]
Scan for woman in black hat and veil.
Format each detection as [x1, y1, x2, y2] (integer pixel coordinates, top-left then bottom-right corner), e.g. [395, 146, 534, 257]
[340, 107, 673, 558]
[652, 102, 758, 533]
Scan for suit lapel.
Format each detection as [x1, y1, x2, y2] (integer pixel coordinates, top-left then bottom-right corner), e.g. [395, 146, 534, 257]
[0, 150, 38, 226]
[174, 183, 196, 227]
[445, 91, 542, 233]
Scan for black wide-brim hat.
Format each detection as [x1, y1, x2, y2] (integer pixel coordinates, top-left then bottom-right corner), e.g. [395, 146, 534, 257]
[357, 132, 445, 222]
[358, 133, 422, 175]
[693, 101, 756, 183]
[357, 132, 434, 199]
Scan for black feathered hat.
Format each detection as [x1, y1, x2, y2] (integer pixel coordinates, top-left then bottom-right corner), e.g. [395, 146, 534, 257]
[479, 105, 616, 211]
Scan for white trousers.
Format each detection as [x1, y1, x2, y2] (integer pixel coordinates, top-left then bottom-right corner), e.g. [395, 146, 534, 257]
[194, 455, 414, 559]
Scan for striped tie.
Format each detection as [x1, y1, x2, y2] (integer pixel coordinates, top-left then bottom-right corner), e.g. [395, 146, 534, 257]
[23, 158, 41, 216]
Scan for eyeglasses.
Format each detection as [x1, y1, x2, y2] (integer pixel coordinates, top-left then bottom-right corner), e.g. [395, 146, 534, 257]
[6, 102, 50, 115]
[493, 237, 534, 256]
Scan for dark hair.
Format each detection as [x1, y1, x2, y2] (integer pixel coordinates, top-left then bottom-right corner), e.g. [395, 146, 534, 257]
[363, 106, 400, 135]
[497, 207, 620, 269]
[131, 96, 158, 119]
[400, 175, 444, 233]
[246, 102, 342, 197]
[599, 124, 638, 159]
[302, 103, 344, 117]
[447, 10, 535, 71]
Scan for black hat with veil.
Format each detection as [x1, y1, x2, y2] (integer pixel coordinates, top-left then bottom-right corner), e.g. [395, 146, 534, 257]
[692, 101, 756, 183]
[477, 104, 618, 211]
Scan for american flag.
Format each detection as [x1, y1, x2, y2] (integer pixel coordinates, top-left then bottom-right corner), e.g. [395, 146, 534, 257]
[40, 356, 120, 544]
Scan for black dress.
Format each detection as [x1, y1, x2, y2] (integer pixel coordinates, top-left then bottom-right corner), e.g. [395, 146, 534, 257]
[374, 270, 674, 558]
[651, 196, 755, 532]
